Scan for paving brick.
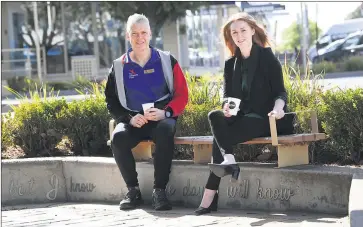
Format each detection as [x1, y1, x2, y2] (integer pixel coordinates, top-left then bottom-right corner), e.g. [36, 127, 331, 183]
[1, 203, 349, 227]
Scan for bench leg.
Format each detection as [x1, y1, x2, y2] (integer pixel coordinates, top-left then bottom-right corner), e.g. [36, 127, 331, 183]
[193, 144, 212, 164]
[132, 143, 152, 161]
[277, 144, 309, 167]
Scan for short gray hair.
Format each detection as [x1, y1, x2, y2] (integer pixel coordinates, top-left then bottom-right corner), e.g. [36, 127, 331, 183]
[126, 13, 150, 33]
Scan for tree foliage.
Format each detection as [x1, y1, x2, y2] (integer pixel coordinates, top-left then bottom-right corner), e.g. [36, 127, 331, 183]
[345, 3, 363, 19]
[104, 2, 209, 46]
[21, 2, 63, 51]
[281, 20, 322, 51]
[20, 2, 210, 66]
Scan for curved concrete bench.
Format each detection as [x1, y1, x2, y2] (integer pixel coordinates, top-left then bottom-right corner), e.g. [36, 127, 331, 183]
[349, 173, 363, 227]
[107, 111, 327, 167]
[2, 157, 362, 221]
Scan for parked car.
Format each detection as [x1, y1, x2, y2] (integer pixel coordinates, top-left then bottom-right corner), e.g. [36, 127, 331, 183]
[312, 39, 345, 63]
[316, 18, 363, 50]
[314, 30, 363, 62]
[308, 18, 363, 61]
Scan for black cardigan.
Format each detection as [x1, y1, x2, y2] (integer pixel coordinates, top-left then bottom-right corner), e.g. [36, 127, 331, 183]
[223, 44, 294, 134]
[224, 43, 288, 117]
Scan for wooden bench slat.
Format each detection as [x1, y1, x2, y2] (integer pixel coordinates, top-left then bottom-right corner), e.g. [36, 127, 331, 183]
[175, 136, 214, 145]
[107, 112, 326, 167]
[106, 133, 326, 146]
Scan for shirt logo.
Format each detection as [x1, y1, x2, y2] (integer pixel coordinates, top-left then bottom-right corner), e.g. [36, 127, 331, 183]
[129, 69, 139, 79]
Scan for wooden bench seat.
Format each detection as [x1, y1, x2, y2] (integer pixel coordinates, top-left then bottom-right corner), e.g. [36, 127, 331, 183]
[107, 111, 326, 167]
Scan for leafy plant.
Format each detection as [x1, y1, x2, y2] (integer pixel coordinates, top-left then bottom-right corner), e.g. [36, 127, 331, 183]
[319, 88, 363, 164]
[57, 82, 111, 156]
[312, 61, 337, 74]
[342, 56, 363, 72]
[6, 85, 66, 157]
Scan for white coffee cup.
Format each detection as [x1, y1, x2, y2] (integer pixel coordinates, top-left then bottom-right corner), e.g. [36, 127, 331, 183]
[227, 97, 241, 116]
[142, 103, 154, 112]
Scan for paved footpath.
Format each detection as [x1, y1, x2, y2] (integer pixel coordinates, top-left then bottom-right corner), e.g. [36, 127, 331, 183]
[2, 203, 348, 227]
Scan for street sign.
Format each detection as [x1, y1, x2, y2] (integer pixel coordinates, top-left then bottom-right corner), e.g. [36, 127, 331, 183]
[240, 2, 285, 13]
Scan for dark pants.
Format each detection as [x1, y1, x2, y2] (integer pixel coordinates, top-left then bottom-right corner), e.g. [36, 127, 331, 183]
[111, 118, 176, 189]
[205, 110, 270, 190]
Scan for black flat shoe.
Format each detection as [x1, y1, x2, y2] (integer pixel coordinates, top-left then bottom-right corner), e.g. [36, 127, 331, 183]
[208, 163, 240, 182]
[194, 193, 218, 216]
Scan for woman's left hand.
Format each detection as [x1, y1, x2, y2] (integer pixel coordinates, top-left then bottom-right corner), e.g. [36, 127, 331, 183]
[268, 108, 285, 120]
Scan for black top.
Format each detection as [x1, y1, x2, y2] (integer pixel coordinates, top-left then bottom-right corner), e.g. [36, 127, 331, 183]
[230, 43, 263, 117]
[231, 56, 249, 101]
[223, 43, 288, 118]
[231, 51, 252, 115]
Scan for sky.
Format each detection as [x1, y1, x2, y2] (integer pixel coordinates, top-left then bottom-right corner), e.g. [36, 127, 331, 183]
[254, 1, 363, 45]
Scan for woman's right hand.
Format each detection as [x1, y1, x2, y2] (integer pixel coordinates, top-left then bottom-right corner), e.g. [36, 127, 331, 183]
[223, 103, 232, 118]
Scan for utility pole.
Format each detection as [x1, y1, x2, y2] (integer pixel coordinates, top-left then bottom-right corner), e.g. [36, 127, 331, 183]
[61, 2, 69, 75]
[300, 2, 308, 77]
[315, 3, 319, 61]
[33, 2, 42, 82]
[91, 2, 99, 76]
[47, 2, 52, 31]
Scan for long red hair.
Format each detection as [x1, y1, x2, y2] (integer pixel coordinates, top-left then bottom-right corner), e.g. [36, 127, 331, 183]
[222, 12, 272, 56]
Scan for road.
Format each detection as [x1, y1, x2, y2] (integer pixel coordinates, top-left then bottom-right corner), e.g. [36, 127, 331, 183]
[315, 76, 363, 90]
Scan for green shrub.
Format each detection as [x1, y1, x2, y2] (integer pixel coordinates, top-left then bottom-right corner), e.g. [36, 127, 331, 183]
[3, 68, 363, 165]
[57, 82, 111, 156]
[319, 88, 363, 164]
[9, 93, 67, 157]
[341, 56, 363, 72]
[47, 82, 77, 91]
[312, 61, 337, 74]
[176, 73, 222, 136]
[185, 72, 222, 106]
[282, 63, 325, 134]
[6, 77, 38, 93]
[1, 113, 15, 150]
[176, 103, 215, 137]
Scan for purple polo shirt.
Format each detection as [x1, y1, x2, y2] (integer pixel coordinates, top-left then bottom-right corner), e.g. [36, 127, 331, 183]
[123, 47, 169, 112]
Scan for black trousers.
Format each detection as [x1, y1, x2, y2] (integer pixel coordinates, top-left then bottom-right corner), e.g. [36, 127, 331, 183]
[111, 118, 176, 189]
[205, 110, 270, 190]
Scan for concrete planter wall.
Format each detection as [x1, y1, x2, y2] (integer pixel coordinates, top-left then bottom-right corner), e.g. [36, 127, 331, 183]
[2, 157, 362, 219]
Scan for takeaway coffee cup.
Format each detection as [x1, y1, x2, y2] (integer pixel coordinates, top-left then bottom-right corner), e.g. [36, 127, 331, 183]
[227, 97, 241, 116]
[142, 103, 154, 112]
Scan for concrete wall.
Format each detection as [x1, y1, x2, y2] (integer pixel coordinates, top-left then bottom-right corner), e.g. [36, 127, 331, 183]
[2, 158, 67, 205]
[2, 157, 360, 217]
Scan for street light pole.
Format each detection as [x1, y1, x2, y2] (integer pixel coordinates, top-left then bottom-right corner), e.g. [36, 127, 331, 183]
[91, 2, 99, 77]
[315, 3, 319, 61]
